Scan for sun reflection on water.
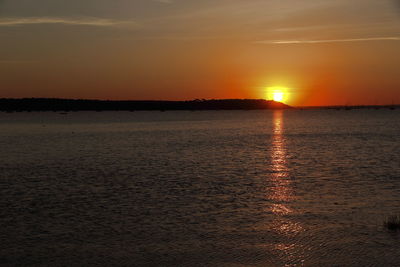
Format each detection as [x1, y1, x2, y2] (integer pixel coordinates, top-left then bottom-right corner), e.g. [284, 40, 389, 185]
[268, 110, 306, 266]
[269, 110, 295, 208]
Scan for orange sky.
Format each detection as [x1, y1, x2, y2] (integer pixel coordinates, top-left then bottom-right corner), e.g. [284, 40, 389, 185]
[0, 0, 399, 106]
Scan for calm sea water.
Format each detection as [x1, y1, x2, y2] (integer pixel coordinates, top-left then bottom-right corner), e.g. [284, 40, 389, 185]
[1, 109, 400, 266]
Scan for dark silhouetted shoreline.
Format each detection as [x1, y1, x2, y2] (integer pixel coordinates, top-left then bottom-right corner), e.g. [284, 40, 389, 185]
[0, 98, 291, 112]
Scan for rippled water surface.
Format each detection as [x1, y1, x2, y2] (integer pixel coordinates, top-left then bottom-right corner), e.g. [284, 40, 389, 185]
[1, 110, 400, 266]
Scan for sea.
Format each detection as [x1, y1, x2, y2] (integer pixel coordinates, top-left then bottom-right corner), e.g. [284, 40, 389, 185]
[1, 109, 400, 266]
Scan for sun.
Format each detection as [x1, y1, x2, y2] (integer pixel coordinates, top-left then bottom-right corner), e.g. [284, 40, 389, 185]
[266, 87, 289, 103]
[273, 92, 284, 102]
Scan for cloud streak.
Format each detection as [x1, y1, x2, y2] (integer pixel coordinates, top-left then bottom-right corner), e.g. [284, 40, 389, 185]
[256, 36, 400, 45]
[153, 0, 173, 4]
[0, 17, 134, 27]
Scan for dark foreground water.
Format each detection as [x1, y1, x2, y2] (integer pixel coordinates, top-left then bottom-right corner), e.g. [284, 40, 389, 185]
[1, 109, 400, 266]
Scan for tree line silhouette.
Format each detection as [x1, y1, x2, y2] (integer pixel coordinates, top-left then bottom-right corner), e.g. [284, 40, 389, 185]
[0, 98, 291, 112]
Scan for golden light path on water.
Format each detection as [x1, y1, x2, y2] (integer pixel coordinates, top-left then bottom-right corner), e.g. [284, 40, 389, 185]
[268, 110, 306, 266]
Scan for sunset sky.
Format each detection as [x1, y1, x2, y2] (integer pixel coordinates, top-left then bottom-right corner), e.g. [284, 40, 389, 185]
[1, 0, 399, 106]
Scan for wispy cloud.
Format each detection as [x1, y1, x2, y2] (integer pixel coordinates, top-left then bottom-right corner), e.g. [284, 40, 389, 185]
[153, 0, 173, 4]
[256, 36, 400, 45]
[0, 17, 135, 27]
[0, 59, 38, 64]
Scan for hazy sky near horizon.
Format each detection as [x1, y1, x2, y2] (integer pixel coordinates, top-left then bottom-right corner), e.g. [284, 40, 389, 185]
[1, 0, 399, 105]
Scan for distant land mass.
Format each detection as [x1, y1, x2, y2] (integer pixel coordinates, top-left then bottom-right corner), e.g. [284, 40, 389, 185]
[0, 98, 292, 111]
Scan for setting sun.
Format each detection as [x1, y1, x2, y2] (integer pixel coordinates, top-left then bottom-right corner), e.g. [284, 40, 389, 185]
[266, 87, 289, 103]
[273, 92, 284, 102]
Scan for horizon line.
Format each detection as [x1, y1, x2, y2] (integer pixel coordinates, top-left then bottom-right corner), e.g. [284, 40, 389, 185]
[0, 97, 399, 108]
